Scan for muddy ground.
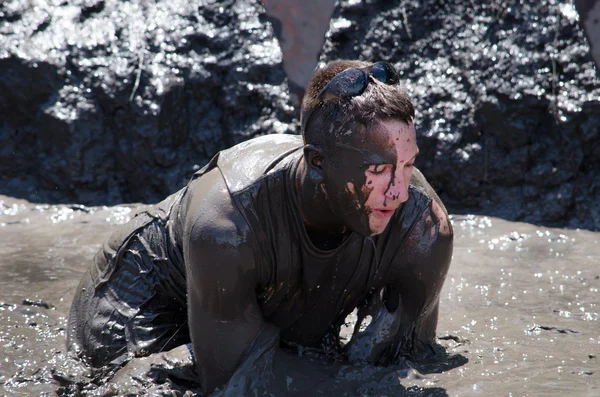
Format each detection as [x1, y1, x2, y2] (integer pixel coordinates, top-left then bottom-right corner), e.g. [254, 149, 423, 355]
[0, 194, 598, 396]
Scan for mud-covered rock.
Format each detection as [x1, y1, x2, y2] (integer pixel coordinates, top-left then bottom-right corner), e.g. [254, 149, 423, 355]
[320, 0, 600, 230]
[0, 0, 295, 205]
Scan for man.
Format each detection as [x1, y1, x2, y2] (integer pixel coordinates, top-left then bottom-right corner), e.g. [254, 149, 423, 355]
[67, 59, 453, 395]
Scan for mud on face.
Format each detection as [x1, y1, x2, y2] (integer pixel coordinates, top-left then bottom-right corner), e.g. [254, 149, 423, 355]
[323, 119, 418, 236]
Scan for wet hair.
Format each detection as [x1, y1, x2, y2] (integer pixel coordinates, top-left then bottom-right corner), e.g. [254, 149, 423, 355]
[300, 60, 415, 151]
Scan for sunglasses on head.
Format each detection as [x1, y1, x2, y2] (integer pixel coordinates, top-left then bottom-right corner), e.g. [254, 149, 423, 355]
[302, 61, 400, 134]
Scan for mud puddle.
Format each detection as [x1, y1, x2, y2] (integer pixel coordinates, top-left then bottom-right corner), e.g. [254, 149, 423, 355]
[0, 195, 598, 396]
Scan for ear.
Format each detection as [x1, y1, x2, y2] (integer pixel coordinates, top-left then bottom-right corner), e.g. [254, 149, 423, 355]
[303, 144, 324, 181]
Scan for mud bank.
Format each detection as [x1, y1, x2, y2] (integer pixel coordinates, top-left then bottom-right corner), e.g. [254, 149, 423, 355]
[0, 0, 295, 205]
[1, 195, 598, 396]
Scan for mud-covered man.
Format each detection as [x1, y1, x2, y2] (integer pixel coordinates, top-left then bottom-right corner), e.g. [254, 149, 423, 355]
[67, 60, 453, 395]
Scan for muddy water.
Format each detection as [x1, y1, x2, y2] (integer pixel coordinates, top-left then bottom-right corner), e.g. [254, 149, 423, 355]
[0, 195, 598, 396]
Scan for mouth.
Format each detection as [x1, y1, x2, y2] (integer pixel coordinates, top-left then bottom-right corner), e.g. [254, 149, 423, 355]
[373, 208, 396, 218]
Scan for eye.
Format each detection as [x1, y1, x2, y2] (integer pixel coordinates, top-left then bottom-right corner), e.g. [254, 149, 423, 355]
[366, 164, 390, 175]
[405, 162, 414, 169]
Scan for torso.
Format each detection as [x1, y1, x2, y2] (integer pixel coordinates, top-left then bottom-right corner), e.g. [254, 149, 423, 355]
[170, 134, 434, 347]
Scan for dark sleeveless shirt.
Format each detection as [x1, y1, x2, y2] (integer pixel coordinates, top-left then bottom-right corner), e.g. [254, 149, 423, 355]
[172, 134, 433, 347]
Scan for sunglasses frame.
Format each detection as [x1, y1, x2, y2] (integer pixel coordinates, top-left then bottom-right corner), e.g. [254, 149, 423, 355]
[301, 61, 400, 135]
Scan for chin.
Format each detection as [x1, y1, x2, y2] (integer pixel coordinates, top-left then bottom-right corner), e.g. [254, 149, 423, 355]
[368, 221, 390, 236]
[366, 226, 386, 236]
[345, 214, 389, 237]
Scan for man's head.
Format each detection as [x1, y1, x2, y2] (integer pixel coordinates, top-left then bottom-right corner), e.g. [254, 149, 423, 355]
[301, 60, 417, 237]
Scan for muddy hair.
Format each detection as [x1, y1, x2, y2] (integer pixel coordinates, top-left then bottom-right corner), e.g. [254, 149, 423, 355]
[301, 60, 415, 151]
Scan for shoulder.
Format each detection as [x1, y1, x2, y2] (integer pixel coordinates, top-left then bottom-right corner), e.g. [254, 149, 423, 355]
[407, 167, 452, 239]
[195, 134, 303, 194]
[180, 168, 261, 292]
[381, 169, 453, 288]
[379, 167, 453, 277]
[181, 168, 253, 251]
[181, 135, 303, 242]
[401, 168, 453, 271]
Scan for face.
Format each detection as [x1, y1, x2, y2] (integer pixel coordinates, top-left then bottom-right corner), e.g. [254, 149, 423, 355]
[322, 119, 418, 236]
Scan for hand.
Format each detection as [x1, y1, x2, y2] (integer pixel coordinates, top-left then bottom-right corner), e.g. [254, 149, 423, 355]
[345, 288, 403, 365]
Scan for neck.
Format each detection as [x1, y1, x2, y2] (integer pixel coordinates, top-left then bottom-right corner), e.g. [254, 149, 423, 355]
[295, 158, 350, 247]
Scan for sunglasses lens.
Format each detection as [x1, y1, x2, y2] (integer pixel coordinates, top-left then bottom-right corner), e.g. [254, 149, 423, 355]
[371, 61, 399, 85]
[322, 68, 368, 102]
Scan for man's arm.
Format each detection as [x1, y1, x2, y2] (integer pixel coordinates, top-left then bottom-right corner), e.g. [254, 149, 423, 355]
[182, 168, 276, 395]
[347, 198, 453, 364]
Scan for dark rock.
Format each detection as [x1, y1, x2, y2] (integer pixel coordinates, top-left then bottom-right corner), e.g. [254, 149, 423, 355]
[320, 0, 600, 230]
[0, 0, 295, 205]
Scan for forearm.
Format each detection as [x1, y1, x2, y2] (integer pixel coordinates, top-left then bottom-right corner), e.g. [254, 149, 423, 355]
[215, 323, 280, 396]
[346, 290, 441, 365]
[346, 289, 402, 364]
[190, 312, 263, 394]
[187, 280, 266, 394]
[186, 246, 266, 393]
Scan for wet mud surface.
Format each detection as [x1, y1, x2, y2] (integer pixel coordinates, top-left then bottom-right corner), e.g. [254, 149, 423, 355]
[1, 194, 598, 396]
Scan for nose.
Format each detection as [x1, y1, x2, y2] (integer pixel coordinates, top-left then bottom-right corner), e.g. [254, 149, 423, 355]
[384, 168, 409, 203]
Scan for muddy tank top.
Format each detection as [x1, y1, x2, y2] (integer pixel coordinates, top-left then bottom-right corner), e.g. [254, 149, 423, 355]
[180, 134, 432, 347]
